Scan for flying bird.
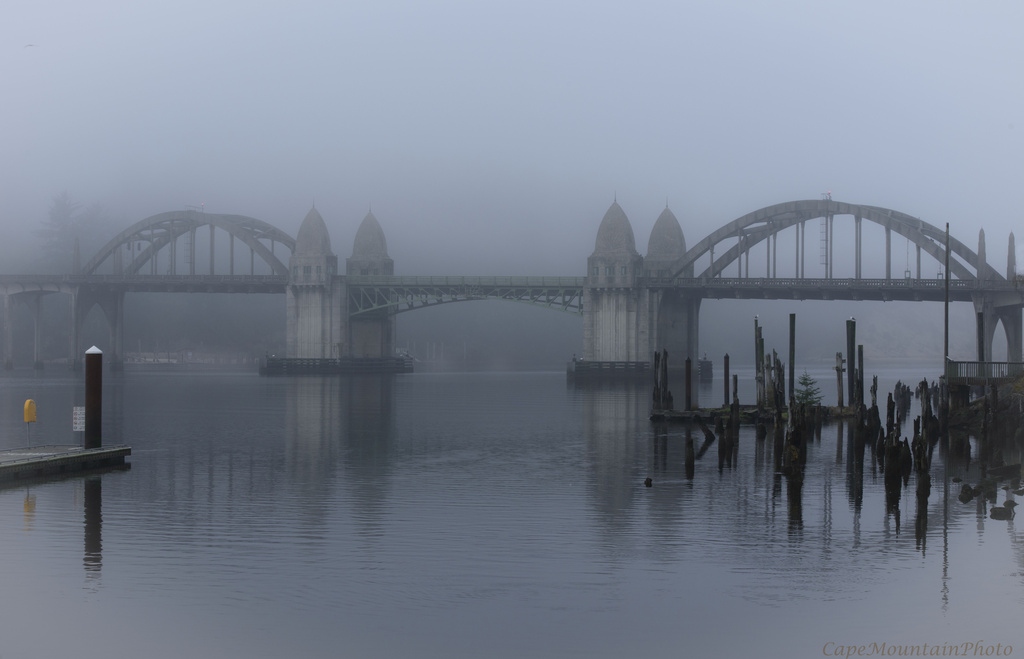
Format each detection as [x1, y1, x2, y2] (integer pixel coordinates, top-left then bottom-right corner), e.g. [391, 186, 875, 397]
[24, 44, 38, 48]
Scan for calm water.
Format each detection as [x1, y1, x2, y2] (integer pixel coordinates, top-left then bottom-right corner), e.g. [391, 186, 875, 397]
[0, 369, 1020, 659]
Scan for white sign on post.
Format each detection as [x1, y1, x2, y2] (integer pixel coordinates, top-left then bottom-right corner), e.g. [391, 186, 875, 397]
[73, 406, 85, 432]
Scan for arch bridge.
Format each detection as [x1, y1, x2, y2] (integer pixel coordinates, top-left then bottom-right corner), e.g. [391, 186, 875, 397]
[0, 199, 1020, 370]
[585, 198, 1023, 367]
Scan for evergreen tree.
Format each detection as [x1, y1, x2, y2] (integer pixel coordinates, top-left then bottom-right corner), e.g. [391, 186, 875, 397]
[795, 370, 823, 406]
[34, 192, 106, 273]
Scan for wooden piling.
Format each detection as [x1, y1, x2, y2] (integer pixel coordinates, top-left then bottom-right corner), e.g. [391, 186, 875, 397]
[685, 357, 692, 411]
[835, 352, 845, 410]
[85, 346, 102, 450]
[723, 353, 730, 408]
[846, 319, 856, 406]
[788, 313, 796, 403]
[857, 345, 864, 407]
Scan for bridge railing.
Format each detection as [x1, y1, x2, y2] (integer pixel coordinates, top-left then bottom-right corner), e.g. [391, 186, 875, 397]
[345, 275, 587, 287]
[0, 274, 287, 284]
[646, 277, 1014, 290]
[945, 360, 1024, 385]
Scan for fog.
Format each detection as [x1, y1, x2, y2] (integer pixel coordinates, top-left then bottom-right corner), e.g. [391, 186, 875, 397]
[3, 0, 1021, 367]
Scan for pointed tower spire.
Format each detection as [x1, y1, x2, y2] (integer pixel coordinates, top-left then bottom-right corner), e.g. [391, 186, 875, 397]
[1009, 232, 1017, 280]
[978, 228, 988, 280]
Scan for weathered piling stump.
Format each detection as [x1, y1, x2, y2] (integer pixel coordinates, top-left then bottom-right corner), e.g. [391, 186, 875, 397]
[685, 432, 695, 480]
[685, 357, 692, 411]
[723, 353, 730, 408]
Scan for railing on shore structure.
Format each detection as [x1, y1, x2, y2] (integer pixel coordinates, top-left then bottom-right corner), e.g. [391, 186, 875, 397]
[945, 360, 1024, 386]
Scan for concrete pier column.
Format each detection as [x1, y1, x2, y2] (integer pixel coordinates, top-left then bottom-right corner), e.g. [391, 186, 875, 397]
[651, 291, 701, 370]
[2, 294, 11, 370]
[209, 223, 215, 275]
[28, 295, 43, 369]
[996, 307, 1023, 363]
[976, 312, 988, 362]
[108, 291, 124, 371]
[974, 295, 997, 362]
[67, 291, 78, 370]
[70, 292, 85, 371]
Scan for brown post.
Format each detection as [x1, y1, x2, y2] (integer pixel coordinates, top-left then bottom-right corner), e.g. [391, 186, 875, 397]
[723, 353, 730, 408]
[857, 345, 864, 406]
[85, 346, 102, 449]
[846, 319, 856, 406]
[685, 357, 692, 411]
[789, 313, 796, 403]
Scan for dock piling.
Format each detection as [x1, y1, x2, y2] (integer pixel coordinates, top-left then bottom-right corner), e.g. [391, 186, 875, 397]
[723, 354, 730, 408]
[789, 313, 796, 402]
[85, 346, 102, 450]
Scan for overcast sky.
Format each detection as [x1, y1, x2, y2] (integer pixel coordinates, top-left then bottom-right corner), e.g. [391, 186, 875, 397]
[4, 0, 1022, 276]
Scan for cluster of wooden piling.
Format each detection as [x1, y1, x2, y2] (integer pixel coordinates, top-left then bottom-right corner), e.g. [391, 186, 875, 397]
[651, 349, 673, 412]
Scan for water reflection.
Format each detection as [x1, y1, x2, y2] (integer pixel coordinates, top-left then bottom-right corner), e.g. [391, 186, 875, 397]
[83, 476, 102, 578]
[581, 380, 647, 540]
[285, 375, 395, 535]
[3, 370, 1024, 657]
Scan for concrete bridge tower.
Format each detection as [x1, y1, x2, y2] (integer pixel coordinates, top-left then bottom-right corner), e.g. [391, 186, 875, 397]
[583, 202, 646, 361]
[643, 207, 700, 367]
[346, 211, 396, 357]
[287, 207, 343, 358]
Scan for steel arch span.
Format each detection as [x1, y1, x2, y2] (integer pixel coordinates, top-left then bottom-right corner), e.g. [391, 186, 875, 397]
[671, 199, 1002, 282]
[82, 210, 296, 277]
[346, 276, 585, 316]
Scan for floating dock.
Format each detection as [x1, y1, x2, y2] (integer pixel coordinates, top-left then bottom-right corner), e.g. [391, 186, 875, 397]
[567, 359, 651, 380]
[260, 356, 414, 375]
[0, 445, 131, 484]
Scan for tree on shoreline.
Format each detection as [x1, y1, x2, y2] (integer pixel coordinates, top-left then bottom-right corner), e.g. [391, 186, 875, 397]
[795, 370, 823, 406]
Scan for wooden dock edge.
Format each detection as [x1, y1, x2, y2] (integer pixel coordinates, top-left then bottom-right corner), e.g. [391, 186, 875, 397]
[0, 445, 131, 484]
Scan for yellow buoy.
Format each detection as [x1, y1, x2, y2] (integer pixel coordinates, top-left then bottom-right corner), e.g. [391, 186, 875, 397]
[24, 399, 37, 424]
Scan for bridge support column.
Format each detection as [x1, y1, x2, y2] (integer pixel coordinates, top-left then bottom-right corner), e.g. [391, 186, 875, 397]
[68, 292, 79, 370]
[72, 289, 125, 371]
[974, 296, 997, 362]
[649, 290, 700, 372]
[2, 294, 11, 370]
[583, 286, 648, 362]
[997, 307, 1023, 363]
[108, 291, 124, 371]
[28, 294, 43, 369]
